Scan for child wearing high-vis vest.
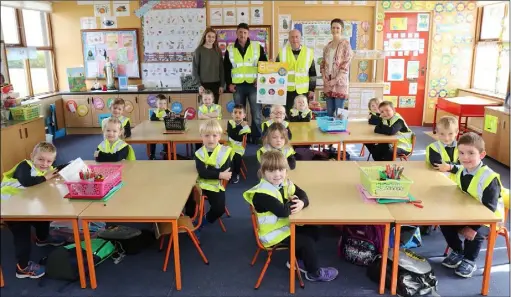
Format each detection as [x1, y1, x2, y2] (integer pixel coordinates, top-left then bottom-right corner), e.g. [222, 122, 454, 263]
[257, 123, 296, 169]
[149, 94, 171, 160]
[95, 117, 136, 162]
[261, 104, 292, 140]
[367, 101, 413, 161]
[101, 98, 131, 138]
[226, 104, 251, 184]
[426, 116, 460, 174]
[243, 151, 338, 282]
[441, 132, 508, 278]
[1, 142, 65, 279]
[289, 95, 312, 122]
[194, 119, 232, 232]
[367, 97, 382, 125]
[198, 89, 222, 120]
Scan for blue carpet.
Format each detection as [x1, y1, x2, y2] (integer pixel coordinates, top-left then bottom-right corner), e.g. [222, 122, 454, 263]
[1, 126, 509, 296]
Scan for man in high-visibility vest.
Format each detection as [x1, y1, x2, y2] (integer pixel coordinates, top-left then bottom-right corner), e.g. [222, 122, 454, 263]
[275, 29, 317, 116]
[224, 23, 268, 143]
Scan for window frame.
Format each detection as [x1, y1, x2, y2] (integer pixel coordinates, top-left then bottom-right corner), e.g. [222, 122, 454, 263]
[2, 7, 57, 96]
[470, 2, 510, 97]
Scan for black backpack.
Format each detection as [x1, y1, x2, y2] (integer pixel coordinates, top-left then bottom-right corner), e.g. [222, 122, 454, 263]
[367, 248, 439, 297]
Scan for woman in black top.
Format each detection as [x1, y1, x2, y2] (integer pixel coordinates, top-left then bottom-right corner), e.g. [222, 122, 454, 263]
[192, 28, 225, 104]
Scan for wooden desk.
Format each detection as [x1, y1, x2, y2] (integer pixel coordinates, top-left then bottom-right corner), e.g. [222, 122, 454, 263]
[78, 161, 198, 290]
[0, 178, 92, 289]
[289, 122, 344, 160]
[343, 120, 400, 161]
[125, 120, 173, 160]
[432, 96, 501, 137]
[361, 161, 500, 296]
[288, 162, 394, 294]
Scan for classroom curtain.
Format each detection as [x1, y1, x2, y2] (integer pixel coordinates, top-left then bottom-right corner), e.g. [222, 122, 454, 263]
[0, 1, 52, 12]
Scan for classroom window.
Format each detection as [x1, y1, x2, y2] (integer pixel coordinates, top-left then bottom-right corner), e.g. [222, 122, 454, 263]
[1, 7, 20, 45]
[0, 7, 55, 96]
[471, 3, 509, 96]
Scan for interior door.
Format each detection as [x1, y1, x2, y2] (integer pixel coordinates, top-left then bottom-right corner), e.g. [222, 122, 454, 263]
[383, 12, 430, 126]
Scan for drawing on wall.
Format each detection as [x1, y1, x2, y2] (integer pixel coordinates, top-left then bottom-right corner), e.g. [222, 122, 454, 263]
[139, 0, 205, 9]
[141, 62, 192, 88]
[143, 8, 206, 62]
[399, 96, 416, 108]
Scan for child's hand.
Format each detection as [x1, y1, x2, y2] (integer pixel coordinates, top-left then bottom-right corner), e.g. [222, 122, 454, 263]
[433, 162, 451, 172]
[241, 121, 248, 127]
[219, 168, 232, 180]
[94, 151, 99, 158]
[44, 169, 58, 181]
[460, 227, 477, 241]
[290, 197, 304, 214]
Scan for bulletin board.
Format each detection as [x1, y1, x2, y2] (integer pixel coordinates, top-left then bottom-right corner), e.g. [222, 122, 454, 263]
[81, 29, 141, 79]
[211, 25, 272, 59]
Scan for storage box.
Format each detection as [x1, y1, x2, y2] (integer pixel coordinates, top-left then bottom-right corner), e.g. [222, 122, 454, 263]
[10, 104, 40, 121]
[64, 164, 122, 199]
[359, 166, 413, 197]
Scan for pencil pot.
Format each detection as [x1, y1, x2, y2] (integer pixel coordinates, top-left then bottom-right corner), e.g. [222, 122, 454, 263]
[64, 165, 123, 198]
[316, 116, 347, 132]
[164, 115, 186, 131]
[359, 166, 413, 197]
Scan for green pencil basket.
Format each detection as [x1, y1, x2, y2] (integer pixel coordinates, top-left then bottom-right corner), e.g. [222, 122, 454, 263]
[10, 104, 40, 121]
[359, 166, 413, 197]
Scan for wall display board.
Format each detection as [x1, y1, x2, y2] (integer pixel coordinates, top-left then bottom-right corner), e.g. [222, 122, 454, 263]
[141, 62, 192, 88]
[81, 29, 141, 79]
[139, 0, 205, 9]
[211, 25, 272, 58]
[143, 8, 206, 62]
[256, 62, 288, 105]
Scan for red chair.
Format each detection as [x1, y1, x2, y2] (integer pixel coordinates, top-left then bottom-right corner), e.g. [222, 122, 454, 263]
[249, 206, 304, 289]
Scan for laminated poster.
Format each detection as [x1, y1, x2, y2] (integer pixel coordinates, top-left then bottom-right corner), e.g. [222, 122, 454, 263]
[251, 7, 263, 25]
[387, 59, 405, 81]
[484, 115, 498, 134]
[257, 62, 288, 105]
[399, 96, 416, 108]
[390, 18, 407, 31]
[383, 96, 398, 107]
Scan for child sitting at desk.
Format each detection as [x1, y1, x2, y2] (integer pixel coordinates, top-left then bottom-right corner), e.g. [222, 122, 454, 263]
[426, 116, 460, 175]
[441, 132, 508, 278]
[95, 117, 136, 162]
[289, 95, 312, 122]
[243, 150, 338, 282]
[101, 98, 131, 138]
[367, 97, 382, 125]
[149, 94, 171, 160]
[198, 89, 222, 120]
[226, 104, 251, 184]
[262, 104, 292, 140]
[1, 142, 65, 279]
[194, 119, 232, 232]
[257, 123, 296, 169]
[367, 101, 413, 161]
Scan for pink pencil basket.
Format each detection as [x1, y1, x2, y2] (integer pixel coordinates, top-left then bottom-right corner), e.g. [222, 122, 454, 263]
[64, 164, 123, 198]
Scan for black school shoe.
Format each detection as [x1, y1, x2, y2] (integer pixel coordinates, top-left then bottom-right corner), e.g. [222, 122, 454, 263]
[230, 174, 240, 184]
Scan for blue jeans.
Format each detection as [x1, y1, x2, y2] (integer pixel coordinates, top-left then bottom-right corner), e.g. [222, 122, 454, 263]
[325, 98, 346, 117]
[233, 83, 262, 137]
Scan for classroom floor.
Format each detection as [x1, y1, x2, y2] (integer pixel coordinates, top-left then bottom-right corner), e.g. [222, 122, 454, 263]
[1, 126, 510, 297]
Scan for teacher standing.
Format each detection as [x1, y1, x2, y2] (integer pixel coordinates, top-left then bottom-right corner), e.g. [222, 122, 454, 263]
[192, 27, 224, 104]
[321, 18, 353, 116]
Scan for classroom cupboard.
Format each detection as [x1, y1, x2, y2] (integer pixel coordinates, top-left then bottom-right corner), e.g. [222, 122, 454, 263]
[482, 106, 510, 166]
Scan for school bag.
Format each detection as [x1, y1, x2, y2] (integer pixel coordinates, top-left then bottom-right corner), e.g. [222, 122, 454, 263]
[367, 248, 439, 297]
[49, 221, 106, 242]
[43, 238, 115, 282]
[390, 225, 423, 249]
[338, 225, 384, 266]
[97, 225, 155, 255]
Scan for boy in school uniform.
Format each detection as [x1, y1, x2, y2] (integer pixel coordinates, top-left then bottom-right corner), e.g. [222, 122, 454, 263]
[226, 104, 251, 184]
[426, 116, 460, 174]
[149, 94, 171, 160]
[101, 98, 131, 138]
[194, 120, 233, 232]
[441, 132, 507, 278]
[1, 142, 65, 278]
[261, 104, 292, 140]
[368, 101, 413, 161]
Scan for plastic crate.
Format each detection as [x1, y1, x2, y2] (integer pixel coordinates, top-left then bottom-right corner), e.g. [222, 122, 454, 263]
[64, 164, 122, 199]
[164, 115, 186, 131]
[359, 166, 413, 197]
[316, 116, 348, 132]
[312, 110, 328, 118]
[10, 104, 40, 121]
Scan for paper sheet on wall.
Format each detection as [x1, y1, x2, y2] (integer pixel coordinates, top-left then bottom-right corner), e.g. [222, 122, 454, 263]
[278, 33, 288, 48]
[408, 82, 418, 95]
[387, 59, 405, 81]
[383, 96, 398, 106]
[484, 115, 498, 133]
[417, 13, 430, 32]
[383, 82, 391, 94]
[278, 15, 292, 32]
[113, 2, 130, 17]
[141, 62, 192, 88]
[80, 17, 97, 29]
[237, 7, 249, 24]
[360, 90, 375, 111]
[399, 96, 416, 108]
[390, 18, 407, 30]
[210, 8, 223, 25]
[406, 61, 419, 80]
[251, 7, 263, 25]
[223, 8, 236, 25]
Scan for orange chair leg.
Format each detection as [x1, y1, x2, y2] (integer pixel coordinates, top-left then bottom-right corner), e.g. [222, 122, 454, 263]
[186, 230, 209, 264]
[251, 247, 261, 266]
[501, 229, 510, 262]
[218, 218, 227, 232]
[242, 159, 248, 172]
[359, 145, 365, 157]
[295, 258, 305, 289]
[225, 206, 231, 218]
[0, 266, 4, 288]
[254, 251, 273, 289]
[443, 246, 450, 257]
[159, 236, 165, 251]
[240, 167, 247, 180]
[163, 235, 173, 272]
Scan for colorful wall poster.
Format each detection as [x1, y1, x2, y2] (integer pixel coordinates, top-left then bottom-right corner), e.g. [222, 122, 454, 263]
[406, 61, 419, 80]
[484, 114, 498, 134]
[383, 95, 398, 107]
[213, 26, 271, 57]
[66, 67, 87, 92]
[417, 13, 430, 31]
[141, 62, 192, 88]
[399, 96, 416, 108]
[257, 62, 288, 105]
[390, 18, 407, 30]
[387, 59, 405, 81]
[139, 0, 205, 9]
